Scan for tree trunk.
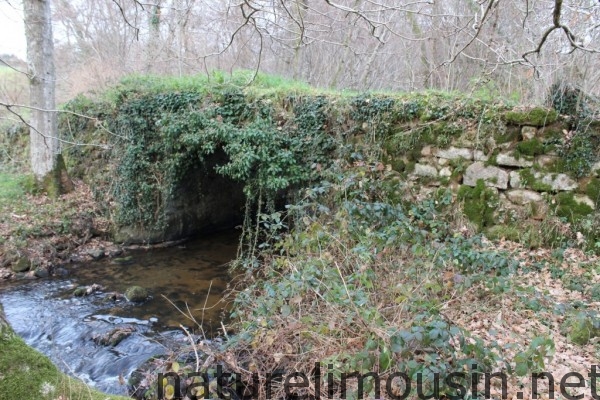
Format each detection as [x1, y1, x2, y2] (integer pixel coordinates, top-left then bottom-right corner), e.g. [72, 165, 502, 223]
[23, 0, 72, 195]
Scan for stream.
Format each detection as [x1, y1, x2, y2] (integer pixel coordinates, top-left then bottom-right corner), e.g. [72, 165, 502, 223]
[0, 229, 240, 396]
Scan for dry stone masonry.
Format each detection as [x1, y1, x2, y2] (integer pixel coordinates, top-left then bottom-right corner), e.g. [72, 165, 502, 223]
[391, 109, 600, 232]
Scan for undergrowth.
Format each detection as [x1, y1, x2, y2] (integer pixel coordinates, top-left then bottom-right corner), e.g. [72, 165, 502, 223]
[210, 159, 532, 400]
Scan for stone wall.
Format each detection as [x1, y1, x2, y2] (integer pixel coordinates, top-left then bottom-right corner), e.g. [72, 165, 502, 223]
[395, 109, 600, 235]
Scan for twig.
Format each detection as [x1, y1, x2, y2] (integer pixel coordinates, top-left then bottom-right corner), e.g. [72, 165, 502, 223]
[179, 324, 201, 372]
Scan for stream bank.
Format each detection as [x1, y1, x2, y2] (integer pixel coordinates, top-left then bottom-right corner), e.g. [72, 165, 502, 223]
[0, 229, 239, 396]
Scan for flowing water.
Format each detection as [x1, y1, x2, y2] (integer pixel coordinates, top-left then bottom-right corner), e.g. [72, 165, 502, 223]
[0, 230, 240, 395]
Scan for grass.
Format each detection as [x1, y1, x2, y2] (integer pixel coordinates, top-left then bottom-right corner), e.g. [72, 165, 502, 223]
[0, 172, 27, 203]
[0, 314, 129, 400]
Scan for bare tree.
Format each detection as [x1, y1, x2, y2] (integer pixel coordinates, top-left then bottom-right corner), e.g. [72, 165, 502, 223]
[7, 0, 600, 116]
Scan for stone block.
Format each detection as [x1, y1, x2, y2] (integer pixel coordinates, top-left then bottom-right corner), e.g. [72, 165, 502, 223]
[496, 152, 533, 168]
[435, 147, 473, 160]
[414, 163, 438, 178]
[521, 126, 537, 140]
[463, 162, 508, 189]
[506, 189, 543, 205]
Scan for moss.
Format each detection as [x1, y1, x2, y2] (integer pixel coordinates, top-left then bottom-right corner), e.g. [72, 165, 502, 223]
[518, 169, 553, 192]
[11, 257, 30, 273]
[515, 138, 547, 157]
[484, 149, 500, 167]
[485, 223, 553, 249]
[546, 158, 568, 174]
[585, 177, 600, 204]
[457, 180, 499, 230]
[504, 107, 558, 127]
[538, 126, 564, 141]
[41, 155, 74, 198]
[124, 285, 149, 302]
[557, 131, 598, 179]
[555, 192, 594, 223]
[0, 304, 128, 400]
[390, 158, 406, 173]
[485, 224, 521, 242]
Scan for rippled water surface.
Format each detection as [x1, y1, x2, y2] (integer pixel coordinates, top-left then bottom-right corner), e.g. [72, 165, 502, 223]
[0, 230, 240, 395]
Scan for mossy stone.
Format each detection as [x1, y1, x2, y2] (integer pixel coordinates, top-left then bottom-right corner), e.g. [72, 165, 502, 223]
[565, 314, 600, 345]
[112, 256, 134, 265]
[504, 107, 558, 127]
[124, 286, 149, 302]
[485, 225, 521, 242]
[457, 180, 499, 230]
[555, 192, 594, 223]
[33, 268, 49, 278]
[515, 138, 547, 157]
[73, 287, 87, 297]
[11, 257, 30, 273]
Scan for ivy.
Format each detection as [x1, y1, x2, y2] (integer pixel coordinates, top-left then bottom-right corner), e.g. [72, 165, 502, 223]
[100, 86, 339, 230]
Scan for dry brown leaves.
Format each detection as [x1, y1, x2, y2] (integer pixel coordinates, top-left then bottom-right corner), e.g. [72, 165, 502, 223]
[445, 238, 600, 400]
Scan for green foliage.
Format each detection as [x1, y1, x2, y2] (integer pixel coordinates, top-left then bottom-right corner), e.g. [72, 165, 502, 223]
[61, 74, 519, 233]
[513, 336, 555, 376]
[89, 80, 338, 230]
[555, 192, 594, 223]
[585, 178, 600, 204]
[504, 107, 558, 127]
[457, 181, 499, 229]
[515, 138, 547, 157]
[557, 130, 598, 178]
[0, 173, 26, 202]
[226, 161, 523, 399]
[547, 82, 597, 120]
[518, 169, 553, 192]
[562, 312, 600, 345]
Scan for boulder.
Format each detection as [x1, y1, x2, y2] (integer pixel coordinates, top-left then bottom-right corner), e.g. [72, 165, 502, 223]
[463, 162, 509, 189]
[439, 167, 452, 178]
[33, 268, 49, 278]
[509, 171, 522, 188]
[125, 286, 149, 302]
[87, 249, 105, 261]
[93, 326, 136, 347]
[509, 170, 578, 191]
[11, 257, 30, 273]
